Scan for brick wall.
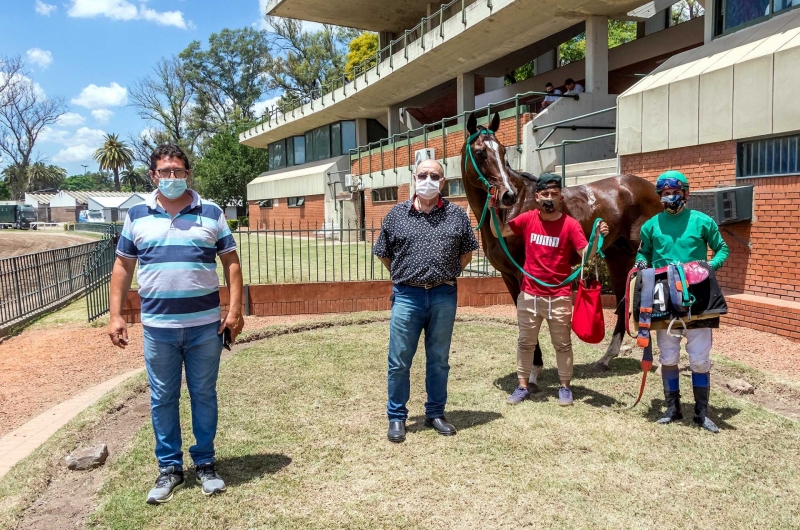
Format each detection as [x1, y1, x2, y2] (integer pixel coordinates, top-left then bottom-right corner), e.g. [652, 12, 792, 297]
[350, 114, 533, 177]
[248, 194, 326, 229]
[51, 206, 84, 223]
[621, 140, 800, 341]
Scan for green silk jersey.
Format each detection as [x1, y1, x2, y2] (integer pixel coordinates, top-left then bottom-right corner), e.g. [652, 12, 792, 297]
[635, 208, 730, 270]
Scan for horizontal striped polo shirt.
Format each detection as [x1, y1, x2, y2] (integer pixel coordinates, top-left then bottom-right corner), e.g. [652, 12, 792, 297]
[116, 189, 237, 328]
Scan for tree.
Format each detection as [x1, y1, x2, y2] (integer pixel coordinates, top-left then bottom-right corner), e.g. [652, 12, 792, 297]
[264, 17, 357, 106]
[193, 119, 270, 213]
[129, 57, 199, 150]
[0, 56, 67, 199]
[0, 179, 10, 200]
[27, 161, 66, 191]
[344, 32, 378, 80]
[558, 20, 637, 67]
[180, 28, 270, 124]
[121, 166, 152, 193]
[62, 174, 95, 191]
[670, 0, 704, 25]
[93, 133, 134, 191]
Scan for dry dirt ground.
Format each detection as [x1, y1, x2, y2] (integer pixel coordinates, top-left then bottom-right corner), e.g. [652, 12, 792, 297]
[0, 231, 95, 259]
[2, 304, 800, 441]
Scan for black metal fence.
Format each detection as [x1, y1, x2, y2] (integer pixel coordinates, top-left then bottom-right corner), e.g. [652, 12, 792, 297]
[0, 240, 105, 329]
[85, 234, 117, 322]
[231, 220, 498, 285]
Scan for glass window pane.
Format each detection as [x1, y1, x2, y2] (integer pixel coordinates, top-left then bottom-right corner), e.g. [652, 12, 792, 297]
[286, 137, 294, 166]
[305, 131, 313, 162]
[331, 122, 342, 157]
[294, 136, 306, 165]
[341, 121, 356, 155]
[725, 0, 771, 32]
[313, 125, 330, 161]
[268, 140, 286, 169]
[774, 0, 797, 13]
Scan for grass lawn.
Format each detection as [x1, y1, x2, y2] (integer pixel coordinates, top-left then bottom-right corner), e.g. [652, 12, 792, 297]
[84, 317, 800, 529]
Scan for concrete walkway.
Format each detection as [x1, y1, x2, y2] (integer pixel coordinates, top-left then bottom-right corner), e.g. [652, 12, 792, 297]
[0, 368, 143, 479]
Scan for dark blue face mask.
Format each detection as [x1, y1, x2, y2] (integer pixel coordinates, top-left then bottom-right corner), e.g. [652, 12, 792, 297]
[661, 194, 685, 214]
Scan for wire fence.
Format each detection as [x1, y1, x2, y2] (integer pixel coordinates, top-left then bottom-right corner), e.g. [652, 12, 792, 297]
[228, 220, 498, 285]
[0, 240, 106, 329]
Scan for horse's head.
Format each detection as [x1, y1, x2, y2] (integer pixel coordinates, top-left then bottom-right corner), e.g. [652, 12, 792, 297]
[463, 112, 518, 208]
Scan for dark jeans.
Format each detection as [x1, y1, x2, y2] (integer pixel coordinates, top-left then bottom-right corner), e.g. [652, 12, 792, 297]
[387, 283, 458, 421]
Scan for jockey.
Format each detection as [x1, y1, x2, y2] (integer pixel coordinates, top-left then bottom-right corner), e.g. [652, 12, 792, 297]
[635, 170, 730, 432]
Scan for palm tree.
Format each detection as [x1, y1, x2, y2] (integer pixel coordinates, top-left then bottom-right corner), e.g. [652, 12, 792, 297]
[27, 161, 67, 191]
[93, 133, 134, 191]
[120, 166, 152, 193]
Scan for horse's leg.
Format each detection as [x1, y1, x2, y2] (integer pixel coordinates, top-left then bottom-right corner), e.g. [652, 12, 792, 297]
[594, 246, 635, 372]
[500, 271, 544, 375]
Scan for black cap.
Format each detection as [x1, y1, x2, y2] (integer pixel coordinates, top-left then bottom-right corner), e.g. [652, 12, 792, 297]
[536, 173, 562, 191]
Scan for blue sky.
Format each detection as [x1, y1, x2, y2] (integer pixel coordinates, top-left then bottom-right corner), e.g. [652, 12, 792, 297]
[0, 0, 285, 176]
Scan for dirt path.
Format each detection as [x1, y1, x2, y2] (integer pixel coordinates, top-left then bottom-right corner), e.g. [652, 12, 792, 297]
[0, 231, 95, 259]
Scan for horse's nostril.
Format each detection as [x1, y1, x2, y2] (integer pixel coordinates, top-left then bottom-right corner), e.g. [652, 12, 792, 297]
[501, 191, 516, 206]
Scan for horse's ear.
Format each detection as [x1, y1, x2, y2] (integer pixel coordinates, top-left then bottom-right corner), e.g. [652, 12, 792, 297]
[467, 112, 477, 135]
[490, 112, 501, 133]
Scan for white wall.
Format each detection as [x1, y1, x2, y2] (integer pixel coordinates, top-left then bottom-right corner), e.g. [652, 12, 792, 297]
[49, 191, 78, 208]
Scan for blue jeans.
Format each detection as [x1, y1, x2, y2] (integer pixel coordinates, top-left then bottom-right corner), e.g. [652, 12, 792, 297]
[143, 321, 223, 469]
[387, 283, 458, 421]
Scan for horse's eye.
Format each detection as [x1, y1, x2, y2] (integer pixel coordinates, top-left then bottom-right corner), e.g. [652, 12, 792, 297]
[474, 149, 487, 160]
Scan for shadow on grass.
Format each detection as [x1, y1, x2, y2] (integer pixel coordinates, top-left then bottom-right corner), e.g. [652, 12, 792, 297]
[406, 410, 502, 433]
[642, 398, 741, 431]
[493, 369, 626, 407]
[198, 453, 292, 487]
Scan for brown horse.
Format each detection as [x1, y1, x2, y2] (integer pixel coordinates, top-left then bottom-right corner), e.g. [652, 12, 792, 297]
[461, 112, 662, 370]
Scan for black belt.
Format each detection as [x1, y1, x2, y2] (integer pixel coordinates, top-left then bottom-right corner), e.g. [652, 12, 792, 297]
[403, 280, 456, 290]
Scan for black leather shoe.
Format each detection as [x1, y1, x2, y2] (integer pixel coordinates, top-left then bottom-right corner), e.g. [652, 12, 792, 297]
[387, 420, 406, 443]
[424, 416, 457, 436]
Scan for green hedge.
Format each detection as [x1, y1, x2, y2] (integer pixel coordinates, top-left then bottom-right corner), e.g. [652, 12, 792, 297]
[227, 219, 239, 231]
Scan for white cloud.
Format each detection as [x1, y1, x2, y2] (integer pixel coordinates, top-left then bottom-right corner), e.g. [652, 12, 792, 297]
[71, 82, 127, 109]
[91, 109, 114, 123]
[67, 0, 192, 29]
[56, 112, 86, 126]
[43, 126, 108, 163]
[26, 48, 53, 69]
[34, 0, 57, 16]
[251, 95, 281, 118]
[0, 72, 46, 100]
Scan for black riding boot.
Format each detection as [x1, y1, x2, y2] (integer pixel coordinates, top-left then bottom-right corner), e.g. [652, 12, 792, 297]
[692, 375, 720, 433]
[656, 365, 682, 424]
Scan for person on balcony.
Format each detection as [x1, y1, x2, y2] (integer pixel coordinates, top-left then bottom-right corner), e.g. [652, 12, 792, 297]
[564, 78, 584, 95]
[491, 174, 607, 406]
[373, 159, 479, 443]
[541, 82, 562, 110]
[107, 144, 244, 504]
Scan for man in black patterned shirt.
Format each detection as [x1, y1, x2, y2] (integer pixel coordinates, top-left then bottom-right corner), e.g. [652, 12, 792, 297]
[373, 159, 479, 443]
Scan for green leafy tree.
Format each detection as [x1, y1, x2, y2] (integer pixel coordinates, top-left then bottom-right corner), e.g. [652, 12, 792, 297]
[0, 179, 10, 200]
[27, 161, 66, 191]
[93, 133, 134, 191]
[62, 174, 95, 191]
[558, 20, 637, 67]
[180, 28, 270, 125]
[193, 120, 270, 213]
[121, 166, 152, 193]
[344, 32, 378, 80]
[670, 0, 704, 25]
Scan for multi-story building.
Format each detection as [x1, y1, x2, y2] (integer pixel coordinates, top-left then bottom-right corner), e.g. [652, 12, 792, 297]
[240, 0, 800, 340]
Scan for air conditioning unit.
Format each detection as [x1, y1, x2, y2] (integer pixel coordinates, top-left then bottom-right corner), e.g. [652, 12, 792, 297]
[689, 185, 753, 225]
[344, 174, 360, 190]
[414, 148, 436, 168]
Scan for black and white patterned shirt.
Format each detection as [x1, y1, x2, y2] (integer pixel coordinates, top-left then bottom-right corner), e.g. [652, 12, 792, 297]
[373, 197, 479, 285]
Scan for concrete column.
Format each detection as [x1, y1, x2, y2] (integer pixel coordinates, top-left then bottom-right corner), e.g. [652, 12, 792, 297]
[703, 4, 713, 44]
[457, 73, 475, 122]
[355, 118, 369, 147]
[427, 3, 434, 33]
[585, 16, 609, 95]
[387, 105, 401, 140]
[533, 49, 557, 76]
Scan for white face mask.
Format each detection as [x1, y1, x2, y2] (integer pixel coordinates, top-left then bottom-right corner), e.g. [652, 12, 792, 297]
[415, 176, 440, 200]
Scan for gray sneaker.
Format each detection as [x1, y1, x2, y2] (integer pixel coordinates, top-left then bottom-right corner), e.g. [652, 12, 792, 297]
[506, 385, 530, 405]
[195, 463, 226, 496]
[146, 466, 184, 505]
[558, 386, 574, 406]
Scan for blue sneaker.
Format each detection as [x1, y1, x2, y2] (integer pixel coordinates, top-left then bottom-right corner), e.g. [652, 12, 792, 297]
[558, 386, 574, 406]
[506, 385, 530, 405]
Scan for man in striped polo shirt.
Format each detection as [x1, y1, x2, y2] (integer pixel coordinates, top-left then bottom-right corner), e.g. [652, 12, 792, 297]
[108, 144, 243, 504]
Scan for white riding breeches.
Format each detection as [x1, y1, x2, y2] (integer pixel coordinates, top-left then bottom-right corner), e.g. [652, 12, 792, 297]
[656, 328, 712, 373]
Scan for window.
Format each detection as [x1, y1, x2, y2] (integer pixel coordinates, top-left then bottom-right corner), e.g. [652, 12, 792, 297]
[312, 125, 331, 161]
[341, 120, 356, 155]
[293, 136, 306, 165]
[331, 122, 342, 157]
[258, 199, 273, 208]
[371, 187, 398, 203]
[715, 0, 799, 36]
[441, 178, 466, 197]
[268, 140, 286, 169]
[288, 197, 305, 207]
[737, 133, 800, 178]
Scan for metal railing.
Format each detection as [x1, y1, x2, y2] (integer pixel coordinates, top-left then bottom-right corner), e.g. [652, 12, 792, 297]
[533, 106, 617, 187]
[348, 91, 579, 177]
[0, 240, 106, 329]
[256, 0, 501, 127]
[231, 219, 498, 285]
[68, 222, 123, 235]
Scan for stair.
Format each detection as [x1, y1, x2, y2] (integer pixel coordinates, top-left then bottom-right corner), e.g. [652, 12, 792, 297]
[554, 158, 618, 186]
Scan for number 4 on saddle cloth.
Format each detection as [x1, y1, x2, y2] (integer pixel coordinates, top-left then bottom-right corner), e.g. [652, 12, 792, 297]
[631, 261, 728, 346]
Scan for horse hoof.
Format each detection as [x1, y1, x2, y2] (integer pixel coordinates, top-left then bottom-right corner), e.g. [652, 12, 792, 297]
[593, 362, 609, 372]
